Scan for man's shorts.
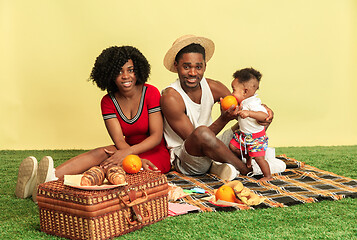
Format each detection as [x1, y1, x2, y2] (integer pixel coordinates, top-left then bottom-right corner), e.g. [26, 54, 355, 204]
[170, 128, 233, 175]
[230, 129, 268, 157]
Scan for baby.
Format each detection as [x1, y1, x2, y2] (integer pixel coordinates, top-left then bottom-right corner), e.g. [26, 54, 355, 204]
[229, 68, 272, 181]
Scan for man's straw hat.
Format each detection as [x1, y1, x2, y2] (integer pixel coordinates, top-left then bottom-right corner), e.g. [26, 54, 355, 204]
[163, 34, 215, 73]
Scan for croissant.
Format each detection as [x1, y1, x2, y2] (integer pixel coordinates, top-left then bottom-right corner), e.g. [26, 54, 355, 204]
[80, 166, 105, 186]
[106, 165, 126, 185]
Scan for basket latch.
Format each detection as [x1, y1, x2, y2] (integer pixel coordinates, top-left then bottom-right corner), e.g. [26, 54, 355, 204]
[121, 187, 150, 225]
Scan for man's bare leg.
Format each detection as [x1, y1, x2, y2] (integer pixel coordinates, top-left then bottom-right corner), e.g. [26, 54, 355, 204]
[185, 126, 251, 175]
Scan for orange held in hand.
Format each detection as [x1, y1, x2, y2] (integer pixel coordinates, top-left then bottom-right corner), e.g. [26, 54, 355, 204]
[221, 95, 238, 111]
[215, 185, 237, 203]
[122, 155, 142, 174]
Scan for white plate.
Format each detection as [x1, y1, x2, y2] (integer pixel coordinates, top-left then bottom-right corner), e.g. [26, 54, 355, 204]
[63, 174, 127, 190]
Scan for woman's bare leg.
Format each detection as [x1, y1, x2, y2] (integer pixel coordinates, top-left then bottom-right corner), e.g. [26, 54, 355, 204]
[55, 145, 117, 179]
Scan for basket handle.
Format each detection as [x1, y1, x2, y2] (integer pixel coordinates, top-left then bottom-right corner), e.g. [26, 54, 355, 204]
[119, 189, 148, 207]
[124, 205, 150, 225]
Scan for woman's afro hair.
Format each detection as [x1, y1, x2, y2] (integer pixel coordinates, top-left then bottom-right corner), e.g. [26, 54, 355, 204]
[90, 46, 151, 93]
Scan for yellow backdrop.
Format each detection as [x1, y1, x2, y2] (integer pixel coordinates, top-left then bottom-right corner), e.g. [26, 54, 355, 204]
[1, 0, 356, 149]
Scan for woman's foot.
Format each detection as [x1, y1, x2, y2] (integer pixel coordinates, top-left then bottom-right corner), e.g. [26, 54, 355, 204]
[32, 156, 57, 203]
[15, 157, 38, 198]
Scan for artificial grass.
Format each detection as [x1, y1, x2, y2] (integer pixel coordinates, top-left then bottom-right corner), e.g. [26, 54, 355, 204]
[1, 146, 356, 239]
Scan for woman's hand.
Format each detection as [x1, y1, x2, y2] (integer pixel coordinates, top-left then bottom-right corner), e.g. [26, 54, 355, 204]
[141, 158, 160, 172]
[102, 149, 160, 172]
[100, 148, 132, 169]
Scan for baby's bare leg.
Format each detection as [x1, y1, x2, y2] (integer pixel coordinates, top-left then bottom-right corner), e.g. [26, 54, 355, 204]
[229, 143, 241, 158]
[254, 155, 272, 181]
[246, 156, 252, 169]
[229, 143, 252, 168]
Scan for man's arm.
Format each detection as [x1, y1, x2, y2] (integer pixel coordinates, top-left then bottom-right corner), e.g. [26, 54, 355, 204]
[257, 104, 274, 130]
[206, 78, 239, 135]
[161, 88, 195, 141]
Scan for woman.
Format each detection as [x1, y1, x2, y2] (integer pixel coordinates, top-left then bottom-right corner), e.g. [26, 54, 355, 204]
[15, 46, 171, 201]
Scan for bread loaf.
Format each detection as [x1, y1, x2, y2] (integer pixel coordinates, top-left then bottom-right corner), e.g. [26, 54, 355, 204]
[106, 165, 126, 185]
[80, 166, 105, 186]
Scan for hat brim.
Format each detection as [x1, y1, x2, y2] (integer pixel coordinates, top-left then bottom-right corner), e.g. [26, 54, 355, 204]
[164, 36, 215, 73]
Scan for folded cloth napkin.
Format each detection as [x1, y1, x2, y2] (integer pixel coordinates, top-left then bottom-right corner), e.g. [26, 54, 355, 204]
[168, 202, 200, 216]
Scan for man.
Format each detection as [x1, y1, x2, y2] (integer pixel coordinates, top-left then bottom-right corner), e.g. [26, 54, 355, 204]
[161, 35, 281, 180]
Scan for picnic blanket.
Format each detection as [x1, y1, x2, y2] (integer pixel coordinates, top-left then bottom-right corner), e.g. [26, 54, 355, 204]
[166, 155, 357, 212]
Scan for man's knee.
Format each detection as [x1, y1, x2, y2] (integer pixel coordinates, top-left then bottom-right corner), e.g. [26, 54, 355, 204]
[192, 126, 220, 149]
[191, 126, 213, 140]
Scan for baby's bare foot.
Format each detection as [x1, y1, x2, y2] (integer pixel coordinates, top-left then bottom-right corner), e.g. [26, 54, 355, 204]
[258, 176, 273, 182]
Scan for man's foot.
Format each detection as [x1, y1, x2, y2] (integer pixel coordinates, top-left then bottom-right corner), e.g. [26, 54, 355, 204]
[32, 156, 56, 203]
[209, 162, 238, 181]
[15, 157, 38, 198]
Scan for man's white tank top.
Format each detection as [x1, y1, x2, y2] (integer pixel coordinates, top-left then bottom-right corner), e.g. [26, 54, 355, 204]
[163, 77, 214, 149]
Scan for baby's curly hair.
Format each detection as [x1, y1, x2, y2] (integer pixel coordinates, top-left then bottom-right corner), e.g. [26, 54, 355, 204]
[233, 67, 262, 83]
[90, 46, 151, 93]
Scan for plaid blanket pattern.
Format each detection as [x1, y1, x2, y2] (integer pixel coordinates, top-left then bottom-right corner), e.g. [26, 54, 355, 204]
[166, 155, 357, 212]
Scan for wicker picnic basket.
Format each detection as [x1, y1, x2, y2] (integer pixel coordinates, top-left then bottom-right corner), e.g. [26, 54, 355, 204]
[37, 170, 169, 240]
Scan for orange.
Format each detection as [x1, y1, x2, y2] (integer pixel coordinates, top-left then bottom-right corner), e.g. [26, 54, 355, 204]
[122, 155, 142, 174]
[221, 95, 238, 111]
[215, 185, 237, 203]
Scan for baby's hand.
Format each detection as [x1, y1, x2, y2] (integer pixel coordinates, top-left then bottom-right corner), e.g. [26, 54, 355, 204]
[238, 110, 250, 119]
